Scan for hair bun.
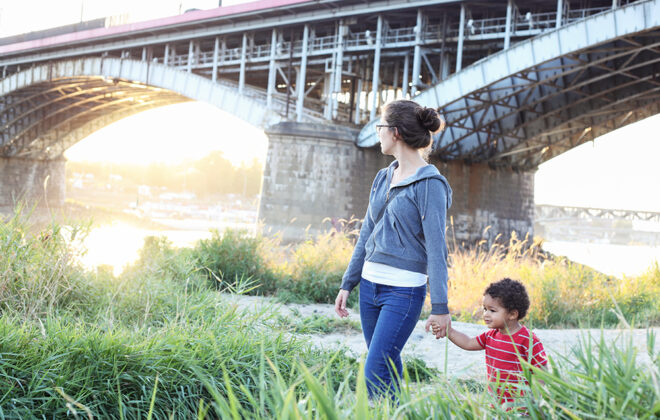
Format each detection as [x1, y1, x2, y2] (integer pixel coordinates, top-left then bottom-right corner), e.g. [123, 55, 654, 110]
[416, 107, 444, 133]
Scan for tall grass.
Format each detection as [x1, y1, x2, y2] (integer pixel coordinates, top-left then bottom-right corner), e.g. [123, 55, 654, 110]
[143, 219, 660, 328]
[274, 230, 355, 304]
[0, 207, 94, 319]
[183, 327, 660, 419]
[447, 232, 660, 327]
[1, 209, 659, 418]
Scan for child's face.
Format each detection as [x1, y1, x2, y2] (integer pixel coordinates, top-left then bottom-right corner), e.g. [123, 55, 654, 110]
[482, 294, 517, 331]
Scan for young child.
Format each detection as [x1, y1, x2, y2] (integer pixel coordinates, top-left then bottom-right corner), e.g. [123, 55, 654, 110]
[433, 278, 548, 407]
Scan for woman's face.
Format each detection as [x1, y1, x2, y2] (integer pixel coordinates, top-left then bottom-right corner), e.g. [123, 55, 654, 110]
[377, 116, 397, 155]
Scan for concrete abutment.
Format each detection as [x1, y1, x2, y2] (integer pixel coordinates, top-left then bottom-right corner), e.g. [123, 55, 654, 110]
[0, 157, 66, 211]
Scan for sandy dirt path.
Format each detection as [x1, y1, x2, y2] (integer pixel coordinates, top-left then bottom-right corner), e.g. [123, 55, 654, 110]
[231, 294, 659, 380]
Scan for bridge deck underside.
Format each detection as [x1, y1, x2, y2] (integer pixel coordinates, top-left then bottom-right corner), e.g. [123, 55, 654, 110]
[0, 77, 188, 160]
[433, 28, 660, 169]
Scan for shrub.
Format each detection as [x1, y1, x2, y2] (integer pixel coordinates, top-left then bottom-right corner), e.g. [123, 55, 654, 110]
[192, 229, 279, 295]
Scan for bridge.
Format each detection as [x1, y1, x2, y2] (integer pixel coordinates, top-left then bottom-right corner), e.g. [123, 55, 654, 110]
[1, 0, 658, 242]
[536, 204, 660, 223]
[535, 204, 660, 245]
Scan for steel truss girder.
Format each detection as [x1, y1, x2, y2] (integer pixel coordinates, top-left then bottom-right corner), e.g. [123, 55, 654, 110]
[465, 71, 659, 162]
[3, 91, 183, 158]
[430, 35, 660, 168]
[514, 98, 660, 169]
[1, 86, 179, 157]
[1, 81, 137, 134]
[23, 97, 189, 160]
[480, 63, 660, 162]
[1, 57, 312, 158]
[435, 38, 660, 155]
[536, 204, 660, 223]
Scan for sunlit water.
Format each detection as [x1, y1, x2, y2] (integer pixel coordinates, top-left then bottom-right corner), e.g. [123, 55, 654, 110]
[542, 241, 659, 277]
[77, 223, 213, 276]
[76, 222, 659, 278]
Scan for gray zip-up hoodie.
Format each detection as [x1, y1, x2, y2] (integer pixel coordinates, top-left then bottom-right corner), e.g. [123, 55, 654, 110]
[340, 161, 453, 315]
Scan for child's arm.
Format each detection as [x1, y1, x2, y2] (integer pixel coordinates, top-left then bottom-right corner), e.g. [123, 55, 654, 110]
[446, 326, 484, 351]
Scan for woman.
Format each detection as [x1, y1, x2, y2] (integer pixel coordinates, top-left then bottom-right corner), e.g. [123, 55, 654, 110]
[334, 99, 452, 399]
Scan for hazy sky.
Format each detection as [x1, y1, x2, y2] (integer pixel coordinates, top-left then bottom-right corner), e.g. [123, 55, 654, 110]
[3, 0, 659, 212]
[64, 102, 268, 166]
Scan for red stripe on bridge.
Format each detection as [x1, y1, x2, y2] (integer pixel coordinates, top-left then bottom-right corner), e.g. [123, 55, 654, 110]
[0, 0, 312, 55]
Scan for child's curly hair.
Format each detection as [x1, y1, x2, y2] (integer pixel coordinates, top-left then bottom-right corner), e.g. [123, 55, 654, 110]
[484, 278, 530, 320]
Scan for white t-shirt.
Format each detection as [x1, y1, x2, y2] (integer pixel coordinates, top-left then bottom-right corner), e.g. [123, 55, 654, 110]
[362, 261, 427, 287]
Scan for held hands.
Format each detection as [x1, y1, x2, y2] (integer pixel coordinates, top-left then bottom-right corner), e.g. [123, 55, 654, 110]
[334, 289, 350, 318]
[425, 313, 451, 339]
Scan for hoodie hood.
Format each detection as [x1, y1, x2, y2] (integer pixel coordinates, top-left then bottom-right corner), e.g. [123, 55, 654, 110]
[386, 160, 453, 211]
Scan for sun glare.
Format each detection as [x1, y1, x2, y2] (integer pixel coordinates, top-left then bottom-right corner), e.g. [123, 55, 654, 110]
[64, 102, 268, 166]
[535, 114, 660, 212]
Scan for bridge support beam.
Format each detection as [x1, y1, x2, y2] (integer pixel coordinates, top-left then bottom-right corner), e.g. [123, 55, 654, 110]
[259, 122, 534, 244]
[0, 157, 66, 211]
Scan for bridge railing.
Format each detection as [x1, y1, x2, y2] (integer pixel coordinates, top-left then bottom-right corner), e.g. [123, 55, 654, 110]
[148, 4, 622, 74]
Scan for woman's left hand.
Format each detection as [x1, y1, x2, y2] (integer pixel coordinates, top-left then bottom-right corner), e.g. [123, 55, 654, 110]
[425, 313, 451, 338]
[334, 289, 350, 318]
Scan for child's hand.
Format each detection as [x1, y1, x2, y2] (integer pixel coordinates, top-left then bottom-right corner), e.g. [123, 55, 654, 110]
[431, 323, 444, 337]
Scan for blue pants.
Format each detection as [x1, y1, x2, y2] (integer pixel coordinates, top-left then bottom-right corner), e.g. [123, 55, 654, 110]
[359, 278, 426, 398]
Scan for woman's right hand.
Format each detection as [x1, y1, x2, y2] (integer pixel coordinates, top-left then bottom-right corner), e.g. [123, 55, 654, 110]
[334, 289, 350, 318]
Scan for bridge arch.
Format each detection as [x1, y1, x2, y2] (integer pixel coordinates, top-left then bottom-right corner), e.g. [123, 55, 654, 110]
[359, 0, 660, 170]
[0, 57, 288, 159]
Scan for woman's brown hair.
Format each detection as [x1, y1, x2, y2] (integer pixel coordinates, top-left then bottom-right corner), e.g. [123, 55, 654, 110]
[382, 100, 445, 149]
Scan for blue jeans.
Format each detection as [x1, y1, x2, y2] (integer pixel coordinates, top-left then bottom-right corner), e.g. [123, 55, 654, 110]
[359, 278, 426, 399]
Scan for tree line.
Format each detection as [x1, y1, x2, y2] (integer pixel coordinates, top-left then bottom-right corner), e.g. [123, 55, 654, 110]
[66, 151, 264, 197]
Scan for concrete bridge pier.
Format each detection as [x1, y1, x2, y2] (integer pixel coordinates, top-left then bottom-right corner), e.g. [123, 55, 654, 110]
[430, 159, 535, 246]
[0, 157, 66, 211]
[259, 122, 390, 240]
[259, 122, 535, 245]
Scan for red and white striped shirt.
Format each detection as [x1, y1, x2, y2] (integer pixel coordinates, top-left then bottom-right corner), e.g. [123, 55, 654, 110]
[476, 326, 548, 405]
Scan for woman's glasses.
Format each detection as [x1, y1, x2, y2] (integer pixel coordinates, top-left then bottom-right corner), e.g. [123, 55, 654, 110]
[376, 125, 396, 134]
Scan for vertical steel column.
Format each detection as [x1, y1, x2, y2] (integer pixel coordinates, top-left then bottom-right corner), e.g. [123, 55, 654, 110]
[285, 30, 294, 119]
[612, 0, 619, 9]
[556, 0, 563, 28]
[392, 60, 400, 99]
[267, 29, 277, 108]
[164, 44, 170, 66]
[411, 9, 423, 92]
[187, 40, 194, 73]
[439, 12, 448, 80]
[212, 37, 219, 83]
[325, 23, 337, 120]
[296, 24, 310, 122]
[324, 72, 333, 119]
[349, 67, 356, 123]
[332, 20, 345, 119]
[370, 15, 383, 120]
[239, 33, 247, 95]
[505, 0, 514, 49]
[401, 53, 410, 98]
[355, 79, 363, 124]
[456, 4, 466, 72]
[141, 47, 147, 61]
